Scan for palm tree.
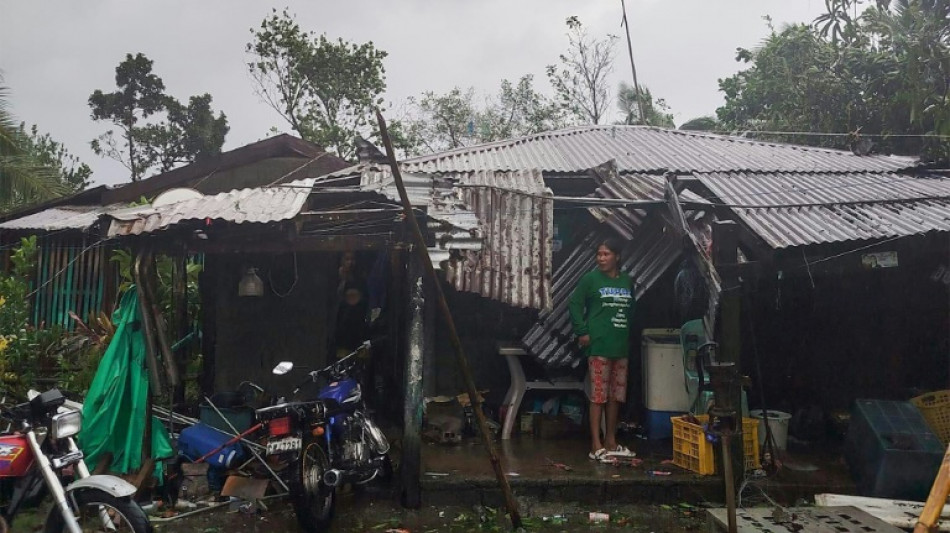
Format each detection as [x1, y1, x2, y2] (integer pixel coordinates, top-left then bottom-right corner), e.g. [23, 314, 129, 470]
[0, 80, 69, 213]
[617, 83, 675, 128]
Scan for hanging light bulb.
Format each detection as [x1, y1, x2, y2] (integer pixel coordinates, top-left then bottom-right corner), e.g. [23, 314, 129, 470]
[238, 267, 263, 297]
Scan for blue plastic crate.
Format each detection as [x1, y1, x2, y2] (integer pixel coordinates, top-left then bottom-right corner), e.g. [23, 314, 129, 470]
[844, 399, 945, 500]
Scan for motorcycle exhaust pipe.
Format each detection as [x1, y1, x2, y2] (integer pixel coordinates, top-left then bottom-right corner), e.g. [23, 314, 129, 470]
[323, 469, 343, 488]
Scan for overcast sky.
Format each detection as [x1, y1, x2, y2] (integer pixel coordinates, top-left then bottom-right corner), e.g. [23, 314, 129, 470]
[0, 0, 826, 187]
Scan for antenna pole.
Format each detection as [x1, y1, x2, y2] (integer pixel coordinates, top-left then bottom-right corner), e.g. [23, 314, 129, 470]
[620, 0, 647, 124]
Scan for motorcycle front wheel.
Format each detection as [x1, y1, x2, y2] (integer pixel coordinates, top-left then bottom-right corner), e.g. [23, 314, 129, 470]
[44, 488, 152, 533]
[290, 437, 336, 532]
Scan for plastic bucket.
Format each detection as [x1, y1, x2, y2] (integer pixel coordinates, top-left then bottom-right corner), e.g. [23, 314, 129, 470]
[750, 409, 792, 451]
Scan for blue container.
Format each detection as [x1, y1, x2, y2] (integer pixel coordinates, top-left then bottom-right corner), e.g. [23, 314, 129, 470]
[844, 399, 944, 500]
[179, 423, 245, 469]
[644, 409, 685, 439]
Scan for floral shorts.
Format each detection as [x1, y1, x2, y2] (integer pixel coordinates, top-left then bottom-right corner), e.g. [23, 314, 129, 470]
[588, 357, 628, 404]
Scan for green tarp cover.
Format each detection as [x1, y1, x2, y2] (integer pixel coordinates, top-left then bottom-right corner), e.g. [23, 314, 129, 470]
[78, 286, 173, 479]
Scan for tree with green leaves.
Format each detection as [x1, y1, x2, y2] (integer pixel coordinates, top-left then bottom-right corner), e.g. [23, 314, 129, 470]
[717, 0, 949, 162]
[402, 75, 565, 154]
[17, 123, 91, 193]
[547, 16, 618, 125]
[89, 53, 228, 181]
[617, 83, 675, 128]
[0, 82, 73, 213]
[247, 9, 388, 159]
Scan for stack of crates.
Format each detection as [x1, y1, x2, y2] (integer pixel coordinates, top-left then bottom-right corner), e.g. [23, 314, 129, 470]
[671, 415, 759, 475]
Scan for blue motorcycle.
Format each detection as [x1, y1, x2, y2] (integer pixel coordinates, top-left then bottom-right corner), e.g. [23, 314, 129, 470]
[255, 343, 391, 532]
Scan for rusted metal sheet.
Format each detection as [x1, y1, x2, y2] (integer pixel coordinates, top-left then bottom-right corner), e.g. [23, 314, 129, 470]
[363, 167, 553, 310]
[449, 170, 553, 310]
[402, 126, 918, 175]
[698, 171, 950, 248]
[107, 179, 316, 237]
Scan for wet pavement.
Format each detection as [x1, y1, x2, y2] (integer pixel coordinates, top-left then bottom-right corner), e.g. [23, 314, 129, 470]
[420, 434, 853, 506]
[141, 431, 854, 532]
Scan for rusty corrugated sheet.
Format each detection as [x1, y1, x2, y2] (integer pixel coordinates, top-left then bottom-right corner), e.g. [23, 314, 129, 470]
[447, 170, 553, 310]
[402, 126, 918, 175]
[698, 171, 950, 248]
[106, 179, 315, 237]
[521, 214, 681, 370]
[363, 167, 553, 309]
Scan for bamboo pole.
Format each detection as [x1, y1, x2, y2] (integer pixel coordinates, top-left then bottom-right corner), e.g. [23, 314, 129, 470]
[375, 110, 522, 529]
[915, 444, 950, 533]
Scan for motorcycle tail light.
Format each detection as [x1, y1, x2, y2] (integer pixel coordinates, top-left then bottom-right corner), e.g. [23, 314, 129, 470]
[269, 417, 291, 437]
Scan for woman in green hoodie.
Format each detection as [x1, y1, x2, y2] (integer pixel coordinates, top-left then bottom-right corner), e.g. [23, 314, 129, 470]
[569, 238, 636, 461]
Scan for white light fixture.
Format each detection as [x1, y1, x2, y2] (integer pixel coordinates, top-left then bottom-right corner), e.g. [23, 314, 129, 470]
[238, 267, 264, 297]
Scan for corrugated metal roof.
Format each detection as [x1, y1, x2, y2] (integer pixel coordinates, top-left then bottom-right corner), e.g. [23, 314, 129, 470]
[107, 179, 315, 237]
[0, 205, 115, 232]
[402, 126, 918, 175]
[521, 214, 681, 370]
[698, 171, 950, 248]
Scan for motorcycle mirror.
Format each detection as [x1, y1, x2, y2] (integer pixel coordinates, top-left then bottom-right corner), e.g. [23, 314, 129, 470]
[273, 361, 294, 375]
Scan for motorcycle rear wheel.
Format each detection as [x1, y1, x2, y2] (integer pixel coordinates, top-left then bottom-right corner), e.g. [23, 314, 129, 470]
[44, 488, 152, 533]
[290, 438, 336, 532]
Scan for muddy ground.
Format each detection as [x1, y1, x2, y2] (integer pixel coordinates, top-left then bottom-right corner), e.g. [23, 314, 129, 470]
[149, 492, 708, 533]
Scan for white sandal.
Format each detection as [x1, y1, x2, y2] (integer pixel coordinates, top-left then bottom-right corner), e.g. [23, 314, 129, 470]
[588, 448, 608, 461]
[606, 445, 635, 457]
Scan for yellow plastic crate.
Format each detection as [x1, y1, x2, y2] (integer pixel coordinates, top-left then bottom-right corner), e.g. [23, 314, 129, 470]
[671, 415, 760, 475]
[911, 390, 950, 445]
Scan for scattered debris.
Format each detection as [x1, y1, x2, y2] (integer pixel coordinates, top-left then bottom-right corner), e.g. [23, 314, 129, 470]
[588, 511, 609, 523]
[544, 458, 573, 471]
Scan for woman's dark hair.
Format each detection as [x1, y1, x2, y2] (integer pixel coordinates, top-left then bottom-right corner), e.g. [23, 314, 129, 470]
[596, 237, 623, 260]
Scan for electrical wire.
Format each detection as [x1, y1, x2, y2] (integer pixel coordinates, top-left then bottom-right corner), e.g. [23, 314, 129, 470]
[707, 129, 950, 140]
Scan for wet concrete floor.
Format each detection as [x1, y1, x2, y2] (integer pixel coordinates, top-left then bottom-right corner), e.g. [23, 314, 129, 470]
[152, 434, 854, 532]
[420, 434, 854, 506]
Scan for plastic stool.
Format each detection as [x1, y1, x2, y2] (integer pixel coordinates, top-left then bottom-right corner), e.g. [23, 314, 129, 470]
[499, 346, 586, 440]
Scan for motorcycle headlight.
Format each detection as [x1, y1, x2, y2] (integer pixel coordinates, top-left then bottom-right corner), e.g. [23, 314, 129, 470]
[50, 411, 82, 439]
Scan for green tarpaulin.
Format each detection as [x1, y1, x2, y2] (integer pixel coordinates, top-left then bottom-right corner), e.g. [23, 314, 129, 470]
[78, 286, 173, 479]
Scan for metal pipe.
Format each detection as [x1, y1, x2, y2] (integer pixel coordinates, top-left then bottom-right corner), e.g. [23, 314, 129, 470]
[376, 109, 522, 529]
[26, 431, 82, 533]
[721, 431, 738, 533]
[202, 396, 289, 493]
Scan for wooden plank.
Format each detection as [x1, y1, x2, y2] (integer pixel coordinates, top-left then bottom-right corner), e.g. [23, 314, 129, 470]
[815, 494, 950, 531]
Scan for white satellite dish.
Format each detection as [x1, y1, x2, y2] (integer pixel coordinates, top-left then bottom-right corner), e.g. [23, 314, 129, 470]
[152, 188, 204, 207]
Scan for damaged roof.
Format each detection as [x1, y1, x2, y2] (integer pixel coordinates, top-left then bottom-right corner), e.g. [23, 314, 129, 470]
[401, 126, 918, 175]
[107, 179, 316, 237]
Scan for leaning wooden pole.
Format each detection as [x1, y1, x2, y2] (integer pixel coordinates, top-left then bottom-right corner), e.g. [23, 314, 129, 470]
[915, 443, 950, 533]
[376, 110, 522, 528]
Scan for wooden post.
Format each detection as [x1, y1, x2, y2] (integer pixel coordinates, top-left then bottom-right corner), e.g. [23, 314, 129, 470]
[400, 260, 424, 508]
[172, 254, 188, 405]
[199, 255, 217, 398]
[376, 110, 522, 528]
[915, 443, 950, 532]
[712, 221, 745, 489]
